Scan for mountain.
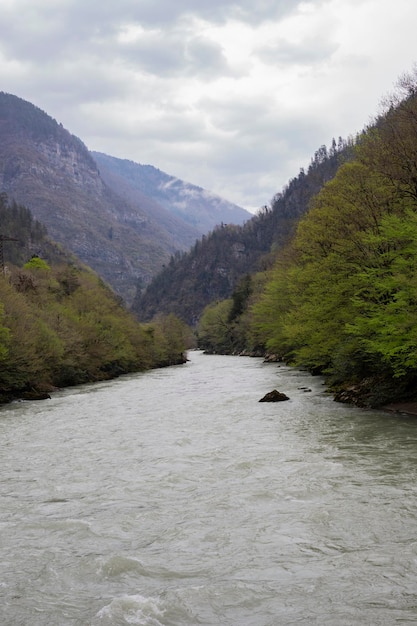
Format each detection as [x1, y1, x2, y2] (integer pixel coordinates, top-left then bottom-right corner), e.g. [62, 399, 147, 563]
[132, 140, 354, 325]
[0, 92, 249, 304]
[93, 152, 250, 234]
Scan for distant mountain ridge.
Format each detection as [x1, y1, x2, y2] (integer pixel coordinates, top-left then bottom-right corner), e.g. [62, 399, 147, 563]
[93, 152, 250, 234]
[0, 92, 250, 303]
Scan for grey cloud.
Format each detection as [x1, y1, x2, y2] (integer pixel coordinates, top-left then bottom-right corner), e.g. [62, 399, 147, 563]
[118, 32, 232, 78]
[0, 0, 320, 76]
[128, 114, 204, 143]
[0, 6, 98, 64]
[255, 38, 339, 66]
[185, 37, 233, 78]
[120, 37, 186, 76]
[0, 0, 312, 60]
[196, 96, 302, 149]
[0, 1, 247, 78]
[64, 0, 311, 28]
[25, 65, 132, 108]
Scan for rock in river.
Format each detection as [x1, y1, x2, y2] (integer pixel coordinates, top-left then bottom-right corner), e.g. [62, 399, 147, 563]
[259, 389, 290, 402]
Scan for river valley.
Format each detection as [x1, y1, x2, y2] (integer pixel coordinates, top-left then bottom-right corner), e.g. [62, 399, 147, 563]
[1, 351, 417, 625]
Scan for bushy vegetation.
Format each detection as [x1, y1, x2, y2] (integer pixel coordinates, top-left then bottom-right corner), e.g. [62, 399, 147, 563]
[0, 194, 191, 402]
[198, 70, 417, 407]
[198, 274, 266, 354]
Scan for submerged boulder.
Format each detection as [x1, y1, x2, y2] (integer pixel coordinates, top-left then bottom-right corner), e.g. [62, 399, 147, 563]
[259, 389, 289, 402]
[263, 354, 282, 363]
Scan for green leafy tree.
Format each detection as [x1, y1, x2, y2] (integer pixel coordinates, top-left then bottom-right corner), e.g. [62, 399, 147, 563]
[23, 256, 51, 272]
[145, 313, 193, 366]
[251, 76, 417, 404]
[346, 210, 417, 376]
[198, 299, 234, 353]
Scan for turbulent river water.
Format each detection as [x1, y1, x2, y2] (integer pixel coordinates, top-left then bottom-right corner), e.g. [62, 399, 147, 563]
[1, 351, 417, 625]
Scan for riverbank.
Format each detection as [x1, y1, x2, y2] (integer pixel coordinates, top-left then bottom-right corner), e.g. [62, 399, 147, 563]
[255, 353, 417, 413]
[0, 352, 188, 405]
[382, 402, 417, 416]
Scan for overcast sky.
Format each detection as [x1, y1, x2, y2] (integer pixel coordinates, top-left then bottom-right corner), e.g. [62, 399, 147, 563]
[0, 0, 416, 212]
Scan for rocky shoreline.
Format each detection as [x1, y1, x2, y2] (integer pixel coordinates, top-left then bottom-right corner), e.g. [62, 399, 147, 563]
[259, 354, 417, 416]
[205, 350, 417, 415]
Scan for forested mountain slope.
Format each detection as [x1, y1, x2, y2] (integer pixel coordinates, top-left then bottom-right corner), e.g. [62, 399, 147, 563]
[255, 76, 417, 406]
[200, 71, 417, 408]
[133, 138, 353, 325]
[0, 193, 191, 403]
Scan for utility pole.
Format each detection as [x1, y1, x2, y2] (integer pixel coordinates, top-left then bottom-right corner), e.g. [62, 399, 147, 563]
[0, 235, 19, 275]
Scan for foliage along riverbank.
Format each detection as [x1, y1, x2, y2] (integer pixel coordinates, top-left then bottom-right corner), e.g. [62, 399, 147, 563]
[197, 71, 417, 410]
[0, 261, 192, 403]
[0, 194, 192, 403]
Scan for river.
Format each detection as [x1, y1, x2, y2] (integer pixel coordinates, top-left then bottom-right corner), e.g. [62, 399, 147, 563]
[1, 351, 417, 625]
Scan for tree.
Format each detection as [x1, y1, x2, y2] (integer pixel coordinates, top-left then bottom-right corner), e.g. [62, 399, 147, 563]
[145, 313, 192, 366]
[23, 256, 51, 272]
[347, 210, 417, 377]
[251, 83, 417, 403]
[228, 274, 253, 323]
[198, 300, 234, 353]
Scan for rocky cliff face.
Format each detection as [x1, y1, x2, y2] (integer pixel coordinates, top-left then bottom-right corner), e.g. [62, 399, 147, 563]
[34, 140, 102, 191]
[0, 103, 158, 303]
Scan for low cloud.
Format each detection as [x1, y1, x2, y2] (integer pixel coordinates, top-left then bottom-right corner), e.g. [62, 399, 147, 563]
[0, 0, 416, 211]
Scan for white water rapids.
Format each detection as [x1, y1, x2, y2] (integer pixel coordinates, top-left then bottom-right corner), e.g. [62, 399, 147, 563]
[1, 351, 417, 625]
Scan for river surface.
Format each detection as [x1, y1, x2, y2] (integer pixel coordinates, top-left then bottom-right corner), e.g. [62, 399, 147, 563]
[1, 351, 417, 625]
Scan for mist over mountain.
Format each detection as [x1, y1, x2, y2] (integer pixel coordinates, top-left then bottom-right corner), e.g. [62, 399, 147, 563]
[92, 152, 250, 234]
